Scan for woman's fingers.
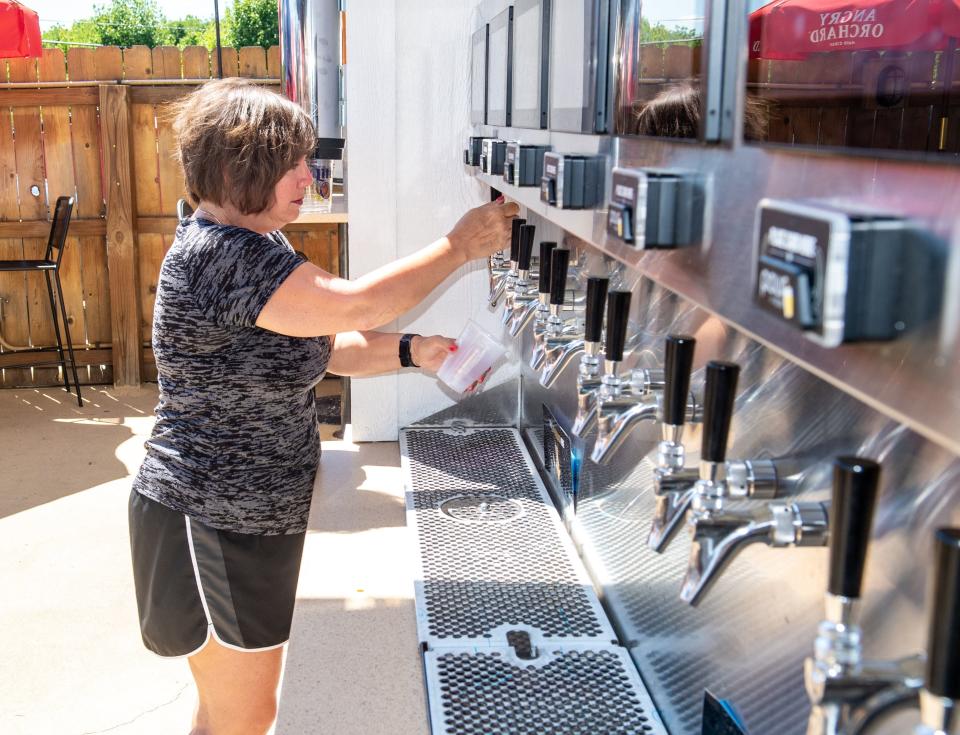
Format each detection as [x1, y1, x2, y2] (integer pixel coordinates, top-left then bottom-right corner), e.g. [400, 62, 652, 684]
[446, 200, 521, 261]
[414, 335, 457, 374]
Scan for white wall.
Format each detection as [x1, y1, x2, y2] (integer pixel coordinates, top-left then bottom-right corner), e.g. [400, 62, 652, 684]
[346, 0, 501, 440]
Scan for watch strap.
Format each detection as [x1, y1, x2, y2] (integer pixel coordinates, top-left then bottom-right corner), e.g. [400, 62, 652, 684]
[399, 333, 420, 368]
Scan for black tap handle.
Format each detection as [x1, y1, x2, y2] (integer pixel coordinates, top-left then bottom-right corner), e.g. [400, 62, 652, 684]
[604, 291, 631, 362]
[584, 277, 609, 343]
[538, 242, 558, 294]
[827, 456, 880, 599]
[662, 334, 696, 427]
[549, 249, 571, 306]
[926, 527, 960, 699]
[700, 361, 740, 463]
[518, 224, 536, 271]
[509, 218, 526, 263]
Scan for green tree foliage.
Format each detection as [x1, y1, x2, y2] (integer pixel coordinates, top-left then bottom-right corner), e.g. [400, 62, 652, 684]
[223, 0, 280, 48]
[40, 0, 225, 49]
[92, 0, 165, 48]
[41, 0, 279, 50]
[641, 17, 701, 45]
[42, 19, 100, 47]
[159, 15, 213, 48]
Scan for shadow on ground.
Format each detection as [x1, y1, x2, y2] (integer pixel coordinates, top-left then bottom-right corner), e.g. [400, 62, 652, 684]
[0, 385, 157, 518]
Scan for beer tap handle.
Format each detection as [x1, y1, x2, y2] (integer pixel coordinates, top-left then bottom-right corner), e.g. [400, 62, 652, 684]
[828, 456, 880, 599]
[518, 224, 536, 271]
[662, 334, 696, 427]
[549, 249, 571, 306]
[604, 291, 632, 363]
[925, 527, 960, 699]
[701, 361, 740, 464]
[509, 218, 526, 263]
[538, 242, 558, 295]
[584, 277, 609, 344]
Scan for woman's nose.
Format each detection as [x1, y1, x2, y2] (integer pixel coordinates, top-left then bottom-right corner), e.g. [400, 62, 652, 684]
[298, 161, 313, 185]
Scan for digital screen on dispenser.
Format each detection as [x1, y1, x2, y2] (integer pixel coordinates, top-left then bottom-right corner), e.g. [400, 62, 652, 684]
[512, 0, 542, 115]
[488, 8, 511, 125]
[471, 26, 487, 124]
[549, 0, 588, 129]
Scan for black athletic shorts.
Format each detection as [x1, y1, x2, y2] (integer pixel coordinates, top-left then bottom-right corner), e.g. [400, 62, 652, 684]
[128, 489, 306, 657]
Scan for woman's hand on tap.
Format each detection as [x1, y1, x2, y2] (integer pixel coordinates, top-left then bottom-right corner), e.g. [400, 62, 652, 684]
[412, 335, 458, 374]
[445, 197, 520, 263]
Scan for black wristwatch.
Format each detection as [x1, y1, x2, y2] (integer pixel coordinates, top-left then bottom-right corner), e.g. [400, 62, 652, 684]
[399, 333, 420, 368]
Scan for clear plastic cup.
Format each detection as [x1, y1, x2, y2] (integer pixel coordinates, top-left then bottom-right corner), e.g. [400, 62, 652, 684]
[437, 320, 506, 393]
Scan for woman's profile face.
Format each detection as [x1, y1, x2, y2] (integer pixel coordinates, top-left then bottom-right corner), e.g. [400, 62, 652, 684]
[263, 156, 314, 228]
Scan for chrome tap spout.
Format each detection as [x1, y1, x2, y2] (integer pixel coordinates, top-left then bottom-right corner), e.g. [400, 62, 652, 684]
[680, 501, 829, 606]
[507, 296, 542, 337]
[572, 372, 602, 437]
[590, 397, 660, 465]
[502, 280, 538, 326]
[489, 273, 508, 308]
[540, 337, 585, 388]
[648, 468, 700, 552]
[806, 652, 924, 735]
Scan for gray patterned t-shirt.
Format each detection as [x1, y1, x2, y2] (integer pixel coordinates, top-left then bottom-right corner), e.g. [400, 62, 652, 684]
[133, 218, 331, 535]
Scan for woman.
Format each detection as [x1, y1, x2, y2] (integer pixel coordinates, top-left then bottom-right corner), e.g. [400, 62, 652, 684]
[128, 77, 518, 735]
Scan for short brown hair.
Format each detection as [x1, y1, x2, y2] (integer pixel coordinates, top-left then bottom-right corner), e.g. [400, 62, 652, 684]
[634, 84, 701, 139]
[172, 77, 316, 215]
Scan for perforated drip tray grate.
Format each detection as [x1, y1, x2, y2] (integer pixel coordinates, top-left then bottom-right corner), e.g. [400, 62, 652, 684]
[402, 428, 613, 646]
[425, 644, 667, 735]
[401, 428, 668, 735]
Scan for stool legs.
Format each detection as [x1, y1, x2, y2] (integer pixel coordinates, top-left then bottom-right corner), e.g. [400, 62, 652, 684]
[46, 269, 82, 407]
[44, 270, 71, 396]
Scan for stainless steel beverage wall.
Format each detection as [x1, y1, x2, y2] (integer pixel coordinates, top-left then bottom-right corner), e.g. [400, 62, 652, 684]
[447, 0, 960, 732]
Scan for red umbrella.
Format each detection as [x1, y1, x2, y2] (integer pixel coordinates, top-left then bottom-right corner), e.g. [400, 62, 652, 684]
[0, 0, 41, 59]
[750, 0, 956, 60]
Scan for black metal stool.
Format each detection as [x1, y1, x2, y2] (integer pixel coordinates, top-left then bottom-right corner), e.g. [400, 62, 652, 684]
[0, 196, 82, 406]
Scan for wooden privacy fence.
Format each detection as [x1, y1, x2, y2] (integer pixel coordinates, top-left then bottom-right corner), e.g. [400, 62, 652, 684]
[747, 48, 960, 152]
[0, 45, 339, 390]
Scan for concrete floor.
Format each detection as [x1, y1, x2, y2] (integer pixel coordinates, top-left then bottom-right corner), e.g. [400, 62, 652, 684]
[0, 382, 428, 735]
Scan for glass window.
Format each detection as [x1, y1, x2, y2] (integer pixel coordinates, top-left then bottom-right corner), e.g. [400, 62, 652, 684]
[614, 0, 707, 138]
[488, 8, 513, 126]
[471, 26, 488, 125]
[512, 0, 549, 129]
[745, 0, 960, 157]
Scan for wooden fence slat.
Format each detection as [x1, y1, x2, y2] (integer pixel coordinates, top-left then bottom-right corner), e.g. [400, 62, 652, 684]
[663, 43, 698, 81]
[66, 47, 111, 347]
[182, 46, 209, 79]
[152, 47, 185, 341]
[0, 91, 30, 353]
[267, 45, 282, 78]
[99, 84, 141, 386]
[240, 46, 268, 78]
[219, 47, 240, 77]
[127, 47, 164, 345]
[8, 57, 54, 348]
[152, 46, 182, 81]
[40, 48, 86, 349]
[818, 107, 849, 147]
[123, 45, 153, 80]
[94, 46, 123, 80]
